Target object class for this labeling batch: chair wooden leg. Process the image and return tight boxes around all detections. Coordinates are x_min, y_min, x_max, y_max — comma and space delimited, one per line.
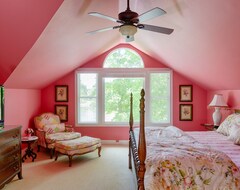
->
98, 146, 101, 157
50, 148, 54, 159
55, 151, 59, 161
37, 145, 40, 152
68, 155, 72, 167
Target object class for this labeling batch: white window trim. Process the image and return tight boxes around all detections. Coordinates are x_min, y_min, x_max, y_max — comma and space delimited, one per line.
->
75, 68, 173, 127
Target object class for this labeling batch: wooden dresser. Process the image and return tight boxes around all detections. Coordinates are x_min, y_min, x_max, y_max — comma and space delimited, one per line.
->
0, 126, 22, 189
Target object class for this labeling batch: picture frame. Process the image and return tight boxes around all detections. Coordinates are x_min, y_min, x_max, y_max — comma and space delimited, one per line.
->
55, 85, 68, 102
55, 105, 68, 122
180, 104, 193, 121
179, 85, 192, 102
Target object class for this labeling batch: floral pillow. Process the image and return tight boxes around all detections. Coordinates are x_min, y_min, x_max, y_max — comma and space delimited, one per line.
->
228, 124, 240, 145
43, 123, 65, 134
216, 113, 240, 136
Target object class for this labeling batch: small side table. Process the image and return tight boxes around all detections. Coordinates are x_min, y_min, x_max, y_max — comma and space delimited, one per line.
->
201, 124, 219, 131
22, 136, 38, 162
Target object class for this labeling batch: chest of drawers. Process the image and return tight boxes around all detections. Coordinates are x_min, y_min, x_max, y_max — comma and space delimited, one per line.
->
0, 126, 22, 189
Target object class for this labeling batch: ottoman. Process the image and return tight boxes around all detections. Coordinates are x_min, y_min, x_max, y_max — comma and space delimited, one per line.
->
55, 136, 101, 167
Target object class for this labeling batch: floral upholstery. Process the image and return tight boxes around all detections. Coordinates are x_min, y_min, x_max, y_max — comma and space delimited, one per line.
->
55, 136, 101, 151
43, 123, 65, 134
45, 132, 81, 144
217, 113, 240, 136
35, 113, 60, 130
55, 136, 101, 166
34, 113, 81, 158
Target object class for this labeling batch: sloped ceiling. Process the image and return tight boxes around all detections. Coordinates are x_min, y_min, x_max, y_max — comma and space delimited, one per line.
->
1, 0, 240, 90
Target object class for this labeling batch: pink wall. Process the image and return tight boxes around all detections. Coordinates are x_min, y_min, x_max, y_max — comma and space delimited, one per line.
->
41, 44, 208, 140
207, 90, 240, 124
4, 89, 41, 136
173, 72, 207, 131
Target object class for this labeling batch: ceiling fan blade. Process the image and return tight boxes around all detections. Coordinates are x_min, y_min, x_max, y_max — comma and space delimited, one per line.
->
88, 12, 120, 23
87, 26, 120, 35
138, 7, 166, 22
140, 24, 174, 34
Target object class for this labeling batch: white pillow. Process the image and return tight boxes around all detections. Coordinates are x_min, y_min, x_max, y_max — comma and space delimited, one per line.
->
216, 114, 240, 136
158, 126, 183, 138
228, 124, 240, 144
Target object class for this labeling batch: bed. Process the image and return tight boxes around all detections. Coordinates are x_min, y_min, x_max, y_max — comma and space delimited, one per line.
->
129, 89, 240, 190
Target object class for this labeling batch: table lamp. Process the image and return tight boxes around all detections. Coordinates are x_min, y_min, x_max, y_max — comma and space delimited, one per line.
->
208, 94, 228, 126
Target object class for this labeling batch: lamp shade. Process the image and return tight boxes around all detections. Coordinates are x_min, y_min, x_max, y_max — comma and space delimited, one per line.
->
119, 25, 137, 37
208, 94, 228, 107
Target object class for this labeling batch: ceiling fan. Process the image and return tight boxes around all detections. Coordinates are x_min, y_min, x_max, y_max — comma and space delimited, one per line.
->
87, 0, 174, 42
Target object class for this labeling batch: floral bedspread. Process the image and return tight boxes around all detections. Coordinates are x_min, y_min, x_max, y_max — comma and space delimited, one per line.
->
134, 126, 240, 190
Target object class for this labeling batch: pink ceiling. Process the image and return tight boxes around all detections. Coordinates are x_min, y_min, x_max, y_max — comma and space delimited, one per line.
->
0, 0, 64, 85
1, 0, 240, 90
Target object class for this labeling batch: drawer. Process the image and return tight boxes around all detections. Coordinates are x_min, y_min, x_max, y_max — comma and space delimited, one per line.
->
0, 139, 20, 155
0, 161, 20, 186
0, 129, 20, 145
0, 150, 20, 169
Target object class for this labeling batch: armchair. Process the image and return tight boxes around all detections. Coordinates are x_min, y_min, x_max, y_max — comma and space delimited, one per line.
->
34, 113, 81, 158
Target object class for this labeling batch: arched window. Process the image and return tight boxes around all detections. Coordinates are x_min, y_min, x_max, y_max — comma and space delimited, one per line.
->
76, 48, 172, 127
103, 48, 144, 68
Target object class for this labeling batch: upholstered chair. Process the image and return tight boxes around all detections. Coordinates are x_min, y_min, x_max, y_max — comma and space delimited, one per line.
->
34, 113, 81, 158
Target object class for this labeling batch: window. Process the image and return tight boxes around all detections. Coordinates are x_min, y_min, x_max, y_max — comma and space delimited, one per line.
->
150, 73, 171, 123
76, 48, 172, 127
77, 73, 97, 123
103, 48, 144, 68
104, 77, 144, 123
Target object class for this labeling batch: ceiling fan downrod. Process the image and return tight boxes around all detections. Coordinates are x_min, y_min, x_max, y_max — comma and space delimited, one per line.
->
127, 0, 130, 11
118, 0, 138, 23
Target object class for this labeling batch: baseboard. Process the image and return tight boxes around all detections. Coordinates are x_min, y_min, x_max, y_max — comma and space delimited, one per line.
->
101, 140, 128, 145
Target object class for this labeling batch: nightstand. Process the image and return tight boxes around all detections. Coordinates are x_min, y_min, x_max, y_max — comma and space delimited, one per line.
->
201, 124, 219, 131
22, 136, 38, 162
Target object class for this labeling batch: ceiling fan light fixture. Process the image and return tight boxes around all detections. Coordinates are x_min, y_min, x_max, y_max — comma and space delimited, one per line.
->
119, 25, 137, 37
125, 35, 134, 42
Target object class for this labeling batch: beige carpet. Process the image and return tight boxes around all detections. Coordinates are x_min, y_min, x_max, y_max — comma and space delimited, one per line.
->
4, 144, 136, 190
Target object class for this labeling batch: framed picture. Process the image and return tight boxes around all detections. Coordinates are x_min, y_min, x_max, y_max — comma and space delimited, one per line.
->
55, 105, 68, 122
55, 85, 68, 102
180, 104, 193, 121
179, 85, 192, 102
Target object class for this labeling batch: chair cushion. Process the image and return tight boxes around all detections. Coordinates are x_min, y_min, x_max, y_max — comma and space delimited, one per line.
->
55, 136, 101, 151
45, 132, 81, 144
56, 144, 101, 156
43, 123, 65, 134
35, 113, 60, 130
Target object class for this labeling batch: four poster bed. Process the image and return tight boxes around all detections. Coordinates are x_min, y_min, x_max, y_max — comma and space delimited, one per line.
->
129, 89, 240, 190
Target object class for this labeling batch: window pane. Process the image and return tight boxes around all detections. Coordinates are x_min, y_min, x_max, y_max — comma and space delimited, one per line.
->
79, 98, 97, 123
104, 77, 144, 122
151, 98, 169, 122
150, 73, 170, 123
79, 74, 97, 97
150, 73, 170, 96
104, 48, 144, 68
78, 73, 97, 123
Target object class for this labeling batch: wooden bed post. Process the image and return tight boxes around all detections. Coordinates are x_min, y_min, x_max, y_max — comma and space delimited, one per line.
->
129, 93, 133, 169
138, 89, 146, 190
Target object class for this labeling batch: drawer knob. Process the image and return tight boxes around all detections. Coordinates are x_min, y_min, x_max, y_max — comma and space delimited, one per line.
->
12, 134, 18, 138
13, 165, 19, 171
